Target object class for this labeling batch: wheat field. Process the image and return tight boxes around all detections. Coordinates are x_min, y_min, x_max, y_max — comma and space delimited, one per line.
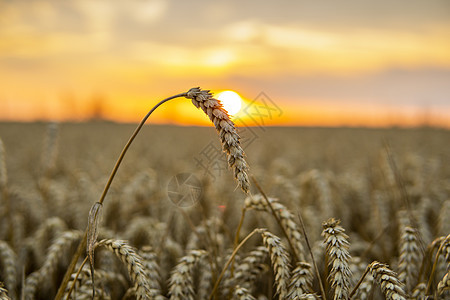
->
0, 121, 449, 299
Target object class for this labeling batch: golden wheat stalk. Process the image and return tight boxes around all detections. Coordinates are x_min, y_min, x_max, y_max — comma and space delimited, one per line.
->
198, 256, 215, 300
398, 226, 420, 293
96, 239, 152, 300
228, 246, 268, 292
63, 267, 115, 299
139, 246, 163, 297
261, 230, 291, 299
437, 271, 450, 296
288, 262, 315, 298
245, 194, 305, 261
168, 249, 207, 300
186, 87, 250, 193
0, 241, 17, 299
0, 282, 11, 300
368, 261, 407, 300
411, 282, 426, 299
322, 218, 352, 300
24, 230, 83, 300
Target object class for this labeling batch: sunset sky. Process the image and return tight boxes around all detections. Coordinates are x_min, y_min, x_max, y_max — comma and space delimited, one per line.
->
0, 0, 449, 127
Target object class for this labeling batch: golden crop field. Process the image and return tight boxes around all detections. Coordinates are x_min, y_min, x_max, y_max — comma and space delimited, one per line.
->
0, 118, 449, 299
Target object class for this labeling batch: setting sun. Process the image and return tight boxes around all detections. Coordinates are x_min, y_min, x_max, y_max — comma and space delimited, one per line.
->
216, 90, 243, 115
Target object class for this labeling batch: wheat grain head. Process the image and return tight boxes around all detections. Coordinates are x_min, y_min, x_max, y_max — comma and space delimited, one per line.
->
186, 87, 250, 193
322, 218, 352, 300
368, 261, 407, 300
96, 239, 152, 300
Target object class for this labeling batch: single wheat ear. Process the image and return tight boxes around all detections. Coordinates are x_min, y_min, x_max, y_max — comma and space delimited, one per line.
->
0, 241, 17, 299
96, 239, 152, 300
322, 218, 352, 300
261, 230, 291, 299
168, 249, 207, 300
0, 282, 11, 300
438, 272, 449, 296
186, 87, 250, 193
368, 261, 407, 300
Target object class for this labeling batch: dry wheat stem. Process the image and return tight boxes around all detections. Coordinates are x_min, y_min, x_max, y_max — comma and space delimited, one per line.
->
418, 235, 445, 284
209, 228, 264, 300
65, 255, 89, 300
55, 92, 185, 300
349, 265, 370, 298
87, 201, 102, 297
231, 208, 246, 276
297, 211, 327, 300
97, 92, 187, 206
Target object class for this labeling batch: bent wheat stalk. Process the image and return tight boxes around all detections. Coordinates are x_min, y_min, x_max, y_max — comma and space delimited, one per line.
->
55, 88, 250, 300
186, 87, 249, 193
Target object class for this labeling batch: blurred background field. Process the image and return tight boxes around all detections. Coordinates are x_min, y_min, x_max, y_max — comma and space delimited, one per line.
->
0, 121, 449, 298
1, 122, 449, 201
0, 121, 450, 299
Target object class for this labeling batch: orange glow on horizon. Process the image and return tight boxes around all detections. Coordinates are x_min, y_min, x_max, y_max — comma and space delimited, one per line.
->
0, 2, 449, 128
1, 92, 449, 129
